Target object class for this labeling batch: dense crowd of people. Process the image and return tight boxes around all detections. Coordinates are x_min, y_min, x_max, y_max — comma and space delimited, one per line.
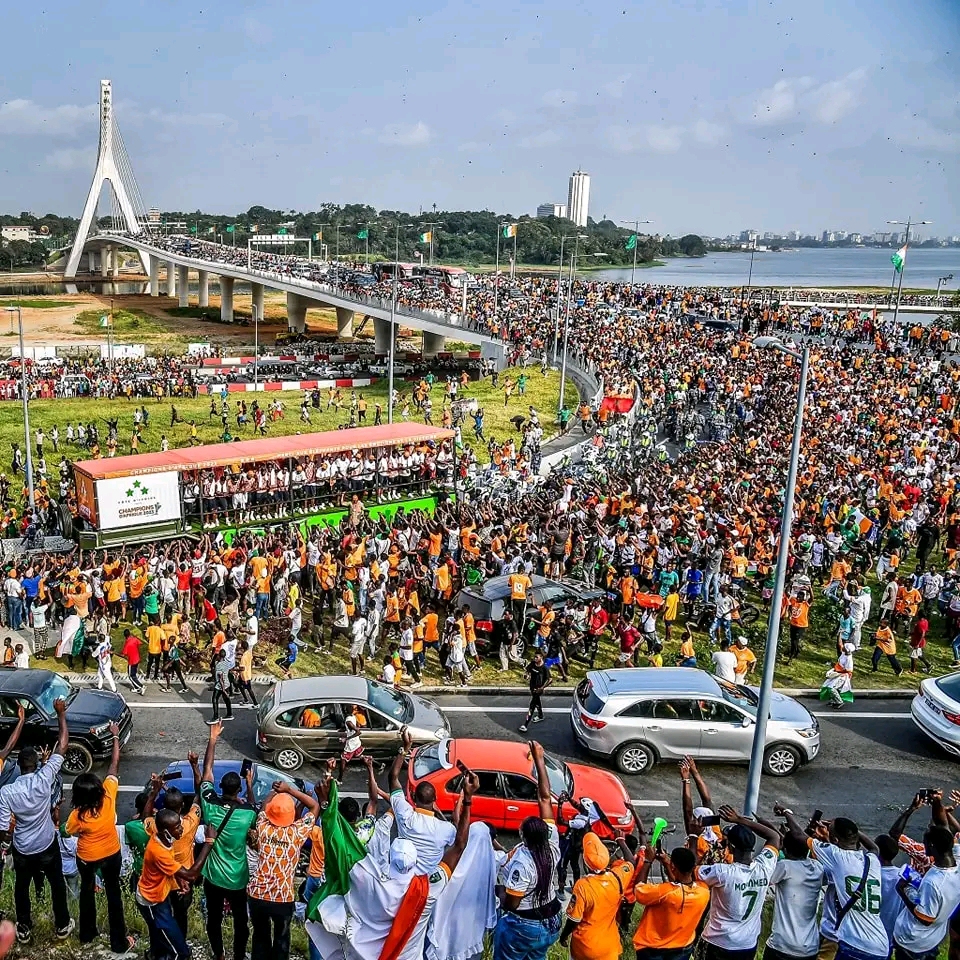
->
2, 243, 960, 956
0, 706, 959, 960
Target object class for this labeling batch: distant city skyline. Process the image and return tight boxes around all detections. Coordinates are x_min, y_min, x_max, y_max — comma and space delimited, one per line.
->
0, 0, 956, 235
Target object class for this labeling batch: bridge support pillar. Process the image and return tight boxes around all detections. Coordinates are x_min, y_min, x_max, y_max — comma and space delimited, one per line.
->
220, 276, 234, 323
481, 340, 507, 371
100, 249, 108, 278
374, 317, 395, 355
251, 283, 265, 324
109, 246, 119, 278
197, 270, 209, 307
148, 255, 160, 297
177, 266, 190, 308
165, 260, 176, 297
336, 307, 354, 339
286, 292, 308, 334
423, 332, 445, 356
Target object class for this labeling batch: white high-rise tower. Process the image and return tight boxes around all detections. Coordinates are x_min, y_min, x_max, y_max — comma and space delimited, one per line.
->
567, 170, 590, 227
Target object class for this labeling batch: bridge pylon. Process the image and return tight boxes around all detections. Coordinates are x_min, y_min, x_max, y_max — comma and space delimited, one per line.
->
65, 80, 148, 278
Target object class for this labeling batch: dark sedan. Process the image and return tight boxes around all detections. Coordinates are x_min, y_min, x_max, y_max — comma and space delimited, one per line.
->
457, 575, 604, 656
0, 669, 132, 774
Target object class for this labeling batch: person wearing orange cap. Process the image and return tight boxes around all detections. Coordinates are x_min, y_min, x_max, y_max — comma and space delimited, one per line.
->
247, 779, 320, 960
560, 832, 634, 960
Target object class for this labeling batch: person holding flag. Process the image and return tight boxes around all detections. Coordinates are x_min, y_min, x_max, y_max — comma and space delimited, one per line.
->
306, 729, 477, 960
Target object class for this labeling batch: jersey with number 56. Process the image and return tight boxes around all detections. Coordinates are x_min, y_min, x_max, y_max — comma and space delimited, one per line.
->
696, 845, 779, 951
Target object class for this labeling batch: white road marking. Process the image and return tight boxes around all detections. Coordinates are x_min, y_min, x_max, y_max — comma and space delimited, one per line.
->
811, 712, 911, 719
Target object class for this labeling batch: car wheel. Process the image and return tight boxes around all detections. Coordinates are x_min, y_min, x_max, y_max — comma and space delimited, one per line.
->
614, 742, 656, 775
763, 744, 800, 777
515, 637, 526, 660
740, 605, 760, 627
274, 747, 305, 772
63, 743, 93, 775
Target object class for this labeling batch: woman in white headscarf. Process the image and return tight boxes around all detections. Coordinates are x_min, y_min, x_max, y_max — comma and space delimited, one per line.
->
427, 822, 498, 960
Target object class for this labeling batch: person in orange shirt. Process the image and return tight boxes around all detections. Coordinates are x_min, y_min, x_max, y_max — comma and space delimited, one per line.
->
560, 832, 635, 960
137, 809, 216, 960
631, 845, 710, 960
420, 607, 440, 649
65, 723, 132, 953
620, 573, 638, 621
434, 560, 453, 602
785, 590, 810, 660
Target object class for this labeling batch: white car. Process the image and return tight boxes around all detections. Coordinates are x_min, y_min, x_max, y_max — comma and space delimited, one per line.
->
911, 674, 960, 757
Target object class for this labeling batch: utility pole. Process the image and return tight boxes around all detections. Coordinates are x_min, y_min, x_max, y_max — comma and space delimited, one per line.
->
620, 218, 652, 285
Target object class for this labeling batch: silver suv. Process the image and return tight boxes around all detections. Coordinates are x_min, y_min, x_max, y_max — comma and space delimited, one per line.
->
571, 668, 819, 777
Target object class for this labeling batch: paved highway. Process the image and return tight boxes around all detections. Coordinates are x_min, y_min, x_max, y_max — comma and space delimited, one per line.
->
83, 684, 954, 836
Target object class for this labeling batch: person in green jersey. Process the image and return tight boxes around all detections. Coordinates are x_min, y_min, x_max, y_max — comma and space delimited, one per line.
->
199, 721, 257, 960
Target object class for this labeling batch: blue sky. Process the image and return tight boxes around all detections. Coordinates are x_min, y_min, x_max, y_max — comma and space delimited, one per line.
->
1, 0, 957, 236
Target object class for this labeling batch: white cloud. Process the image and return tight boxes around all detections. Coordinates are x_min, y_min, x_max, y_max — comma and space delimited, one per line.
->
378, 121, 431, 147
744, 69, 867, 126
44, 147, 96, 170
137, 107, 236, 131
692, 119, 725, 145
608, 124, 684, 153
0, 98, 94, 137
519, 129, 563, 149
747, 78, 814, 125
602, 75, 632, 99
807, 69, 866, 124
242, 14, 272, 44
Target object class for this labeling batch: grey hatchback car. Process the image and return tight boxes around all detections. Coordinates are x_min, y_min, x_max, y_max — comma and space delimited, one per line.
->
571, 668, 819, 777
256, 676, 450, 772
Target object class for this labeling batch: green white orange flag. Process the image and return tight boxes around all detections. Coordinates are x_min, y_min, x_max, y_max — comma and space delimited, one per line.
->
891, 245, 907, 273
419, 231, 432, 244
502, 224, 517, 239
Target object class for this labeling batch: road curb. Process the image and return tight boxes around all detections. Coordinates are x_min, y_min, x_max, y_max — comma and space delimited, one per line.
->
57, 674, 920, 698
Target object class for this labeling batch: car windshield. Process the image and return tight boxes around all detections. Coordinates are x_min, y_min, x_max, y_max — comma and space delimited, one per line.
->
36, 675, 76, 716
936, 675, 960, 703
366, 680, 413, 723
538, 752, 574, 797
717, 679, 759, 715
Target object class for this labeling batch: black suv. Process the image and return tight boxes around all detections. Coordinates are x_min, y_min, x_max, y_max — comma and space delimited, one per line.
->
0, 669, 132, 774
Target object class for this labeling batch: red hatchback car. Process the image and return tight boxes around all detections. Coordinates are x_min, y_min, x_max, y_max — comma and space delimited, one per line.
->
407, 738, 636, 836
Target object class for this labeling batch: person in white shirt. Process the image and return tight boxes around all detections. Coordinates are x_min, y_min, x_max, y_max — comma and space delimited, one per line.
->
0, 699, 74, 942
782, 811, 890, 960
711, 637, 738, 683
893, 825, 960, 960
766, 830, 825, 960
388, 729, 456, 873
696, 805, 781, 960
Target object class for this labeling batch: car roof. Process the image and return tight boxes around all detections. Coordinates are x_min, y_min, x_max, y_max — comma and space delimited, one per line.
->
275, 675, 368, 704
0, 668, 58, 698
447, 739, 533, 774
589, 667, 723, 699
470, 574, 591, 601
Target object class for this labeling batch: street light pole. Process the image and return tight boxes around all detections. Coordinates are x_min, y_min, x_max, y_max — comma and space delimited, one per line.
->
937, 274, 954, 304
744, 337, 810, 817
252, 304, 259, 390
558, 234, 585, 416
553, 234, 569, 365
7, 306, 34, 509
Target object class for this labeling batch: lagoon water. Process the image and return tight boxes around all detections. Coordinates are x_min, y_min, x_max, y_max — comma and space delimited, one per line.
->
596, 247, 960, 291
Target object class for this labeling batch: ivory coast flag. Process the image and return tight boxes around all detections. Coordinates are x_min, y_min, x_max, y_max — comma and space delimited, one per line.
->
502, 223, 517, 238
891, 244, 907, 273
312, 231, 322, 241
307, 780, 431, 960
419, 231, 432, 243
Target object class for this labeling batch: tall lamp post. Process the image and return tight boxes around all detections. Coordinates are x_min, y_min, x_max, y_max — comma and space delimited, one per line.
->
384, 220, 414, 423
5, 305, 34, 509
887, 219, 931, 328
936, 274, 954, 304
620, 218, 652, 285
252, 303, 260, 390
553, 234, 584, 365
743, 335, 810, 817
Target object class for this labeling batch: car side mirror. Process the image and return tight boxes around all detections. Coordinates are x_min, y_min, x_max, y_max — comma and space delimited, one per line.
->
741, 716, 754, 727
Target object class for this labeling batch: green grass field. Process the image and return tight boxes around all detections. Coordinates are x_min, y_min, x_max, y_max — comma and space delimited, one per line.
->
0, 366, 562, 472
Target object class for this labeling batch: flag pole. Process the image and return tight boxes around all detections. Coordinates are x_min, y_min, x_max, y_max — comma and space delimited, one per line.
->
632, 219, 638, 285
892, 219, 910, 329
512, 227, 517, 280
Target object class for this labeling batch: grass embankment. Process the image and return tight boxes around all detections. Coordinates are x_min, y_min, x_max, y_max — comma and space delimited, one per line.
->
73, 308, 190, 347
0, 299, 76, 309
